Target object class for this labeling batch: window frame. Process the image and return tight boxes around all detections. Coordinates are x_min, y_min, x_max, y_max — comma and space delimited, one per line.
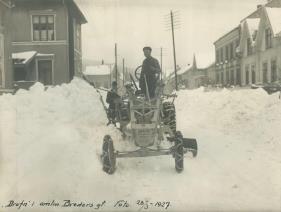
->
247, 38, 253, 56
251, 64, 256, 84
245, 65, 250, 85
271, 59, 277, 82
262, 62, 268, 83
265, 28, 272, 49
31, 13, 56, 42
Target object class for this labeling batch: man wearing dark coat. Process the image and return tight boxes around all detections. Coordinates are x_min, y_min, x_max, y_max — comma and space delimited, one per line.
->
140, 47, 161, 98
106, 81, 120, 123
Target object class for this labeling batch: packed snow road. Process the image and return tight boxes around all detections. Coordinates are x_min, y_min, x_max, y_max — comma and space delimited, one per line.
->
0, 78, 280, 211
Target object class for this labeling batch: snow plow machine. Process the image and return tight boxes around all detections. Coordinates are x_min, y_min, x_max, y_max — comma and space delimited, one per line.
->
101, 66, 198, 174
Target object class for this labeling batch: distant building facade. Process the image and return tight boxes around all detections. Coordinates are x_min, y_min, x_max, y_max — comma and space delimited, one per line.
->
214, 27, 241, 86
179, 56, 207, 89
214, 0, 281, 87
0, 0, 13, 91
83, 65, 112, 89
239, 5, 281, 86
11, 0, 87, 88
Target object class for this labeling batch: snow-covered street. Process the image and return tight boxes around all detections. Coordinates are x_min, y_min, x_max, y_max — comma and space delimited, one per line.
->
0, 78, 280, 211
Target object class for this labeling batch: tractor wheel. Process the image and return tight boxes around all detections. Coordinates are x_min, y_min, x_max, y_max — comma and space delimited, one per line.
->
162, 102, 176, 133
102, 135, 116, 174
174, 131, 184, 173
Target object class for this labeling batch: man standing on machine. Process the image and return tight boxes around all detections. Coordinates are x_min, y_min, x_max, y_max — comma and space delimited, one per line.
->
140, 46, 161, 98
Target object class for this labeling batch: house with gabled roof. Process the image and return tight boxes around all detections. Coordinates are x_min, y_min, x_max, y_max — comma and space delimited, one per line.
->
11, 0, 87, 89
214, 0, 281, 87
239, 5, 281, 85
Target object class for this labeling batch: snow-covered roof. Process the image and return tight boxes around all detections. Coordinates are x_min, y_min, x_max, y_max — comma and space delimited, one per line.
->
37, 53, 55, 57
12, 51, 37, 65
83, 65, 111, 76
245, 18, 260, 41
266, 7, 281, 36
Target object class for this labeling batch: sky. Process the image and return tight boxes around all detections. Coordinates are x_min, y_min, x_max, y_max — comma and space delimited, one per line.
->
76, 0, 266, 73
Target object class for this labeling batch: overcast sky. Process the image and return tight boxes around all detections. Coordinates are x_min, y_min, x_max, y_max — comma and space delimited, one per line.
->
76, 0, 266, 72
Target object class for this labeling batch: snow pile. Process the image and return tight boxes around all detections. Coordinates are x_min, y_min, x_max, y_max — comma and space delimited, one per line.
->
0, 78, 120, 202
0, 81, 280, 211
176, 88, 281, 151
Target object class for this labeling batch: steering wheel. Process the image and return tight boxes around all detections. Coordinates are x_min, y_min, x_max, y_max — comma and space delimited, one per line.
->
134, 65, 142, 81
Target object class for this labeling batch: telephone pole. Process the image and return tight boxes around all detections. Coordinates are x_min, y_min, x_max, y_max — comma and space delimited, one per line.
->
171, 10, 178, 91
115, 43, 118, 86
122, 58, 125, 86
164, 10, 181, 91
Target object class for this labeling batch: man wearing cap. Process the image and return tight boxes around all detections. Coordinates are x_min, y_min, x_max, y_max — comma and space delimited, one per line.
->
140, 46, 161, 98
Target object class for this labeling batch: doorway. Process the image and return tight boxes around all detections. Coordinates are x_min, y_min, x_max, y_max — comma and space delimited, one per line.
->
37, 60, 53, 85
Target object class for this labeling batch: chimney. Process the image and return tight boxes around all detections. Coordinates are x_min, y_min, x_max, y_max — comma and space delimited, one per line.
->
257, 4, 262, 9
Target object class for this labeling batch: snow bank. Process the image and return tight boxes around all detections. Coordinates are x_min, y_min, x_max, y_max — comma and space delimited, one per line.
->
0, 82, 280, 211
176, 88, 281, 152
0, 78, 120, 202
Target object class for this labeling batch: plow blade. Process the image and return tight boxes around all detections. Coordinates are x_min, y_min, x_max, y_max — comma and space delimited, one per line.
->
182, 138, 198, 157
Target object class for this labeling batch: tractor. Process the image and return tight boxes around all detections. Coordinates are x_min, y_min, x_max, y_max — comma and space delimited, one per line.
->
101, 66, 198, 174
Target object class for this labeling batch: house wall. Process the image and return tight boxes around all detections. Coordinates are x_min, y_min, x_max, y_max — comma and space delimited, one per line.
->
0, 2, 13, 89
214, 27, 241, 86
11, 0, 71, 85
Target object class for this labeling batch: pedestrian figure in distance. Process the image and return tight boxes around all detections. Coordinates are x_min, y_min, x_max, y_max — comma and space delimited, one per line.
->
140, 46, 161, 99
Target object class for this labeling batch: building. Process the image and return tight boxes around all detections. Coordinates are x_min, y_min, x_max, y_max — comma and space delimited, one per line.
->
205, 63, 216, 85
214, 0, 281, 87
214, 26, 241, 86
0, 0, 13, 92
165, 55, 208, 91
83, 65, 112, 89
11, 0, 87, 88
239, 5, 281, 85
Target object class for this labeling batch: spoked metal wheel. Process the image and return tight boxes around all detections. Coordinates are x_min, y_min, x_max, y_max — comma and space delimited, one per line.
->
102, 135, 116, 174
174, 131, 184, 173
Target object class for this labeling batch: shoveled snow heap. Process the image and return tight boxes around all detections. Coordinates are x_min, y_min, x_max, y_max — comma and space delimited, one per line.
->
0, 79, 280, 211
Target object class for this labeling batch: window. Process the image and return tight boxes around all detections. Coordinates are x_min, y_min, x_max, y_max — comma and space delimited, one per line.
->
265, 28, 272, 49
216, 50, 219, 63
271, 60, 277, 82
236, 67, 241, 85
230, 69, 234, 85
230, 43, 234, 59
263, 62, 268, 83
32, 15, 55, 41
75, 23, 81, 51
251, 64, 256, 84
220, 48, 224, 62
221, 71, 224, 84
216, 73, 220, 83
226, 70, 229, 84
225, 46, 229, 60
245, 65, 250, 85
247, 38, 253, 56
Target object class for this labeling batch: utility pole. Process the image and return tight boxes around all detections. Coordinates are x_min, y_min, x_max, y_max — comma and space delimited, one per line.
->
122, 58, 125, 86
170, 10, 178, 91
115, 43, 118, 87
109, 64, 112, 85
160, 47, 163, 81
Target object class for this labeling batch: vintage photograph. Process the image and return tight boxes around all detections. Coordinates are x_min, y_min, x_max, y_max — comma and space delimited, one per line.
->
0, 0, 281, 211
